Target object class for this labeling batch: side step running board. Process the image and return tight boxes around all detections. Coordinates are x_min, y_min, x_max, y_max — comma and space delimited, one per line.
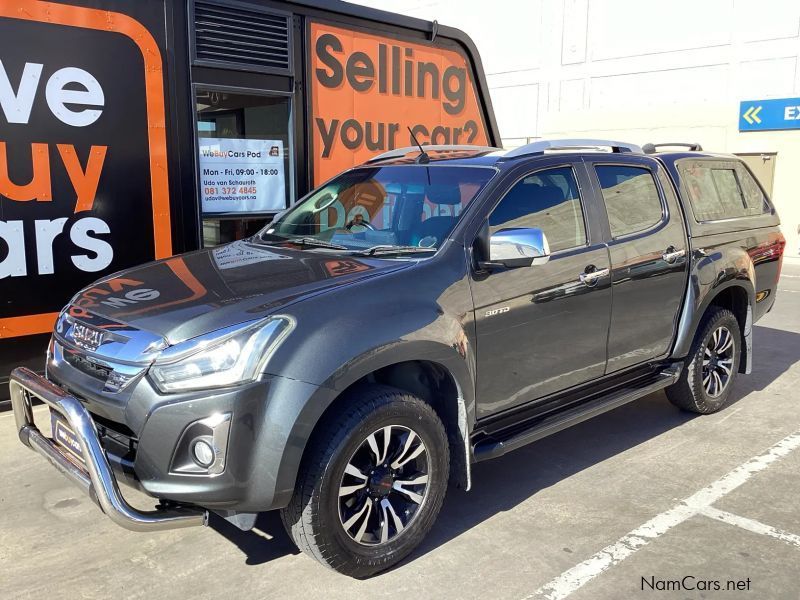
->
472, 366, 681, 462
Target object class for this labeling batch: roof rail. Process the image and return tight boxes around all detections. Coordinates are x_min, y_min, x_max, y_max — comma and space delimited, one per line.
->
642, 142, 703, 154
503, 138, 643, 159
366, 144, 499, 163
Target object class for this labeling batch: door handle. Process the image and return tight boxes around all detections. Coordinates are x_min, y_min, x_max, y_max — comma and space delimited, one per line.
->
662, 247, 686, 263
579, 267, 610, 287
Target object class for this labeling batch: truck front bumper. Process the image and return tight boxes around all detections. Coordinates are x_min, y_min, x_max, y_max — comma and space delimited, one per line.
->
9, 367, 207, 532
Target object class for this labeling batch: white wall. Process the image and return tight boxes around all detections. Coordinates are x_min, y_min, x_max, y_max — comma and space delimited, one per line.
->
351, 0, 800, 256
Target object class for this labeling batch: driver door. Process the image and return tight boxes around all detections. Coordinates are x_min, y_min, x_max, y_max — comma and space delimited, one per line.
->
470, 161, 612, 418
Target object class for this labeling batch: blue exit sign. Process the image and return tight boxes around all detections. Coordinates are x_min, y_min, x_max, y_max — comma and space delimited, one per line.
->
739, 97, 800, 131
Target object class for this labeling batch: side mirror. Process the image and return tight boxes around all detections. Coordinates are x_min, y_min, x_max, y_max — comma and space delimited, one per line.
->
481, 227, 550, 270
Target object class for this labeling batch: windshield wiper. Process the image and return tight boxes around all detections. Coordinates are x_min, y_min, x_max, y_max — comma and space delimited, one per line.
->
291, 237, 350, 250
251, 236, 285, 247
354, 245, 437, 256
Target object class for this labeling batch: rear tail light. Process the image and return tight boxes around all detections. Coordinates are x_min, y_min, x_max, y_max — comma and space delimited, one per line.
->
776, 233, 786, 282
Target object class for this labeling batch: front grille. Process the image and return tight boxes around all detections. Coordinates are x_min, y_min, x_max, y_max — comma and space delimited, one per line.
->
62, 349, 111, 381
193, 0, 292, 73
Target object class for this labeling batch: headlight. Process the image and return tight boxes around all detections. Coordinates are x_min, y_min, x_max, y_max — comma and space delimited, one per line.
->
149, 316, 293, 393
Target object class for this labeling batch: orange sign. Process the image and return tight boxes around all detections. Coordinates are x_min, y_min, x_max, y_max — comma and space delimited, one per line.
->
310, 22, 489, 184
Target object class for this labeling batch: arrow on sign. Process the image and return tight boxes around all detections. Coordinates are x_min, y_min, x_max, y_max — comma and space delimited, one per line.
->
743, 105, 763, 124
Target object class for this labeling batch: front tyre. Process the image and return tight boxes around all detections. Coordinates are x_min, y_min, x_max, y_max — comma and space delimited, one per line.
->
280, 385, 449, 577
666, 306, 741, 414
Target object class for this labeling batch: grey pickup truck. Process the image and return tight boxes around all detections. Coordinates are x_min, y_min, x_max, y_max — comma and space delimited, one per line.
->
10, 140, 785, 577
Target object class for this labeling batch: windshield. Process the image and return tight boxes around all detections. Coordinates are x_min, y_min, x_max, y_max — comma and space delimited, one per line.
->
259, 165, 495, 253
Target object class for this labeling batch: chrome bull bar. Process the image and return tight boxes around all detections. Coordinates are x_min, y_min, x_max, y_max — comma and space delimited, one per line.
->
9, 367, 207, 532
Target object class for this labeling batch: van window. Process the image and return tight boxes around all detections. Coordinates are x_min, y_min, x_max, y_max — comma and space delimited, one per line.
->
679, 160, 768, 222
489, 167, 586, 253
595, 165, 663, 238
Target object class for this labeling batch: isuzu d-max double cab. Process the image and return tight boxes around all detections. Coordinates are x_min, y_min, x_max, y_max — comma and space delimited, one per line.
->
10, 140, 785, 577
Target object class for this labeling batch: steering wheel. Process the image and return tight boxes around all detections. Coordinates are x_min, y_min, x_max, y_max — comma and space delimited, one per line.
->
346, 220, 375, 231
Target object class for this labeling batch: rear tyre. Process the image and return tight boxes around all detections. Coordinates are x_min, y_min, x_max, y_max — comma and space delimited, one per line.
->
666, 306, 741, 414
280, 384, 449, 578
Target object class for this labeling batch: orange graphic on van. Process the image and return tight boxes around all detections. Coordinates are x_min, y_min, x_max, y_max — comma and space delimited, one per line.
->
0, 1, 171, 339
309, 22, 489, 185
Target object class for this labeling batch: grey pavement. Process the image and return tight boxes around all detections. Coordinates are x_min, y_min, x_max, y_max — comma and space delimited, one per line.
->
1, 263, 799, 600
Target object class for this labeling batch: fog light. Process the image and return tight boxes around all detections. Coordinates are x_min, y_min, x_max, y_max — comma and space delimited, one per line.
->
170, 412, 231, 476
192, 439, 215, 467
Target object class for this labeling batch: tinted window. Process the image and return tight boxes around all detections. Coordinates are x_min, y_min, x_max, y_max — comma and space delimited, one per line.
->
711, 169, 745, 214
489, 167, 586, 253
681, 165, 721, 220
680, 160, 768, 221
595, 165, 663, 238
736, 164, 770, 215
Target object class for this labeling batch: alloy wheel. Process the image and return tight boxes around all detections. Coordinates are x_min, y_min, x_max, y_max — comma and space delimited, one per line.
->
702, 325, 735, 398
338, 425, 430, 546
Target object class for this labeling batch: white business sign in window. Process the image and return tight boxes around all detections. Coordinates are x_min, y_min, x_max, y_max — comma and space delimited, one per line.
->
212, 241, 291, 270
199, 138, 286, 213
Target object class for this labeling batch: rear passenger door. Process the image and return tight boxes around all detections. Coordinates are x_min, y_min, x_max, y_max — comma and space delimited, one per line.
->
587, 157, 689, 373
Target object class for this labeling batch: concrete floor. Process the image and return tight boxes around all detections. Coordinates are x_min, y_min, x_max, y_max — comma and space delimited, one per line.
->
1, 263, 799, 600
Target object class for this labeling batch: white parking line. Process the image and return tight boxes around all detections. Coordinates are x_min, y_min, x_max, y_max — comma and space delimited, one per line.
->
528, 430, 800, 600
699, 506, 800, 549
